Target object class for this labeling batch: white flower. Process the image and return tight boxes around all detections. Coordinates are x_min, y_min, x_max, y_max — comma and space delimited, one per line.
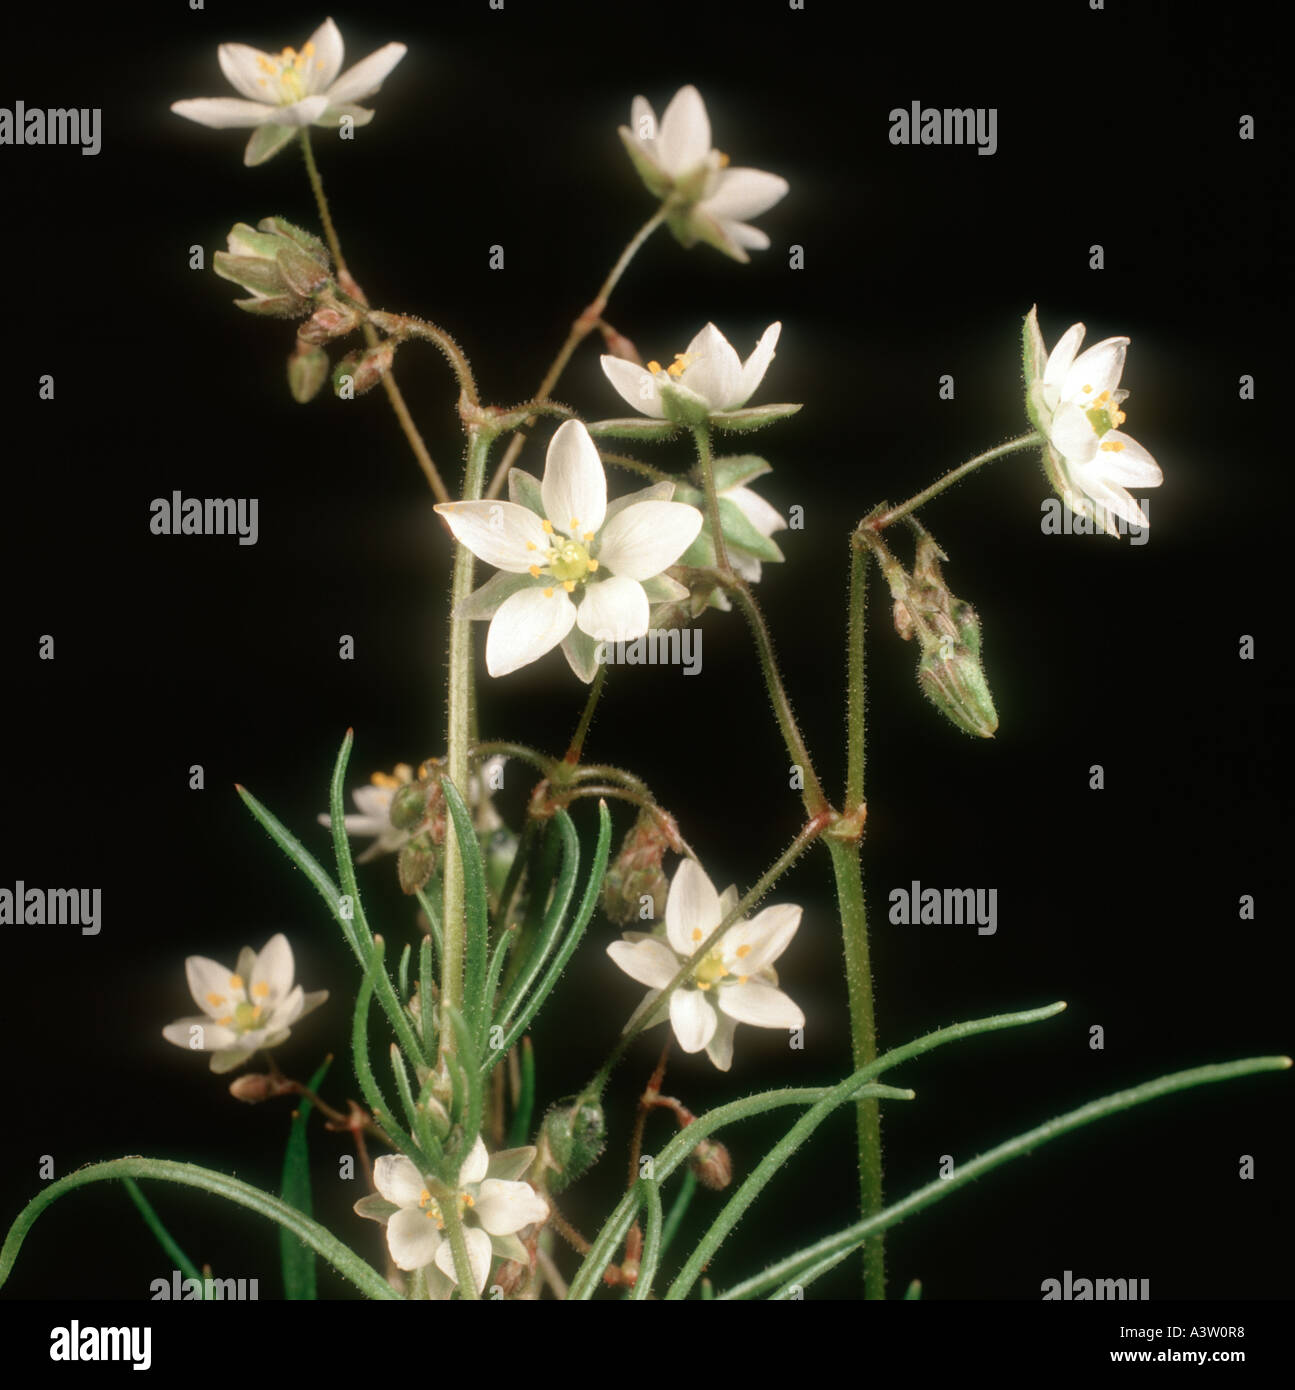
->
434, 420, 703, 681
171, 17, 407, 166
162, 934, 327, 1073
601, 322, 781, 423
355, 1139, 547, 1296
620, 85, 788, 262
1028, 313, 1163, 534
317, 763, 416, 862
607, 860, 804, 1071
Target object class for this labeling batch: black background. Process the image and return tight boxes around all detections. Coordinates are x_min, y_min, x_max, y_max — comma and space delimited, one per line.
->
0, 0, 1289, 1309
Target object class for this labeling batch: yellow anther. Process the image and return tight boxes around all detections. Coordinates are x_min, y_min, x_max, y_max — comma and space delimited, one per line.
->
257, 55, 276, 74
718, 152, 730, 167
697, 981, 712, 991
1113, 410, 1127, 424
1096, 390, 1110, 405
464, 1193, 475, 1208
371, 770, 401, 789
253, 981, 270, 998
1082, 384, 1092, 393
303, 41, 315, 57
737, 975, 748, 985
570, 517, 580, 529
562, 580, 575, 592
587, 558, 599, 572
229, 974, 244, 991
529, 565, 541, 578
692, 928, 703, 942
218, 1015, 233, 1027
251, 1004, 263, 1020
419, 1189, 430, 1205
393, 763, 414, 781
542, 519, 554, 534
666, 352, 696, 378
735, 944, 751, 959
1100, 441, 1126, 452
584, 531, 595, 541
205, 992, 225, 1007
543, 587, 554, 598
647, 360, 662, 374
525, 541, 537, 551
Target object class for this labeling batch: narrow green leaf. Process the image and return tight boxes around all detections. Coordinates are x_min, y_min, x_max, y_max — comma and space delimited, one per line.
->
631, 1179, 663, 1300
351, 956, 426, 1172
280, 1054, 331, 1300
659, 1169, 697, 1261
719, 1055, 1292, 1300
506, 1036, 537, 1148
122, 1178, 205, 1291
2, 1159, 399, 1299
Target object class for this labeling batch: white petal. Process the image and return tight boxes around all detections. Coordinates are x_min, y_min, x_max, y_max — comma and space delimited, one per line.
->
722, 903, 802, 976
597, 501, 703, 580
162, 1017, 238, 1051
265, 983, 304, 1030
304, 18, 345, 91
435, 500, 550, 572
243, 124, 297, 166
325, 43, 408, 105
1042, 323, 1086, 391
716, 980, 804, 1029
459, 1136, 490, 1187
541, 420, 607, 536
373, 1154, 427, 1208
1048, 401, 1099, 467
1085, 431, 1162, 487
727, 221, 772, 252
218, 44, 278, 102
1060, 336, 1128, 404
576, 576, 649, 642
170, 97, 280, 129
665, 860, 723, 957
275, 96, 331, 128
1075, 476, 1150, 533
601, 356, 666, 418
705, 1013, 737, 1071
185, 955, 238, 1016
486, 586, 576, 676
680, 323, 742, 408
607, 937, 680, 989
657, 84, 712, 175
251, 933, 294, 1002
735, 323, 782, 408
474, 1179, 548, 1236
434, 1224, 493, 1292
670, 988, 718, 1053
701, 168, 789, 223
629, 95, 657, 146
724, 484, 784, 537
387, 1208, 442, 1271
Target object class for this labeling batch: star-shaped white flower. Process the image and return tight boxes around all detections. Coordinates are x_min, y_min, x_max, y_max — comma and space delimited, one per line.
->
162, 934, 327, 1073
435, 420, 703, 680
601, 322, 781, 424
171, 17, 407, 166
620, 85, 788, 262
1026, 310, 1163, 534
355, 1139, 547, 1296
607, 860, 804, 1071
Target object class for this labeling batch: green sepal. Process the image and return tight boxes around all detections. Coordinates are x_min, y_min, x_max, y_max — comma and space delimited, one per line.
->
709, 403, 802, 432
456, 570, 533, 621
507, 468, 545, 516
585, 417, 682, 442
711, 454, 773, 492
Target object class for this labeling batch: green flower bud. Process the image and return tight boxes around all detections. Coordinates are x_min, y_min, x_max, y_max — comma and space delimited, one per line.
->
688, 1137, 732, 1190
214, 218, 332, 317
398, 834, 438, 896
287, 341, 329, 403
602, 808, 681, 926
334, 342, 395, 396
390, 783, 430, 832
539, 1095, 606, 1192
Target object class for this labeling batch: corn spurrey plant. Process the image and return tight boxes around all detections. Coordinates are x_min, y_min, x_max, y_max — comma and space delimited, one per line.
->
1, 19, 1286, 1302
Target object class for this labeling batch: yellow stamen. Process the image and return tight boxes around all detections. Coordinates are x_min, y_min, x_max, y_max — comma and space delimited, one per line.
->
570, 517, 580, 529
253, 981, 270, 998
647, 360, 662, 374
529, 565, 541, 578
303, 41, 315, 57
1113, 410, 1127, 424
562, 580, 575, 592
542, 519, 554, 534
206, 992, 225, 1007
229, 974, 244, 991
1082, 384, 1092, 393
1096, 390, 1111, 405
735, 944, 751, 959
584, 531, 595, 541
526, 541, 537, 551
666, 352, 697, 378
717, 151, 730, 167
691, 928, 703, 942
543, 587, 554, 597
737, 975, 748, 985
1100, 441, 1126, 452
587, 558, 599, 572
464, 1193, 475, 1208
371, 771, 401, 789
697, 981, 712, 991
217, 1015, 233, 1026
256, 56, 276, 74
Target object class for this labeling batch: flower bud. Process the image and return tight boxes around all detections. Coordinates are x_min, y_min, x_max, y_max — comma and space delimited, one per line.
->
602, 808, 683, 926
288, 341, 329, 403
398, 833, 438, 895
688, 1137, 732, 1190
539, 1095, 606, 1192
334, 341, 395, 396
598, 322, 642, 365
214, 218, 332, 317
228, 1072, 276, 1103
297, 293, 367, 346
390, 783, 430, 832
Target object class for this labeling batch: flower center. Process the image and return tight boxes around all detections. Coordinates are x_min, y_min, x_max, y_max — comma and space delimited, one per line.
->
208, 972, 272, 1033
1079, 386, 1127, 437
256, 42, 316, 103
418, 1187, 474, 1228
526, 520, 600, 594
693, 949, 729, 989
646, 352, 698, 379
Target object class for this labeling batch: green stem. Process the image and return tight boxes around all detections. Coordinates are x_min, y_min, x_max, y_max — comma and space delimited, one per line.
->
870, 431, 1042, 530
298, 130, 451, 504
691, 424, 731, 573
442, 428, 493, 1041
825, 836, 884, 1299
439, 1202, 480, 1301
484, 208, 668, 499
564, 664, 607, 765
845, 536, 868, 814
